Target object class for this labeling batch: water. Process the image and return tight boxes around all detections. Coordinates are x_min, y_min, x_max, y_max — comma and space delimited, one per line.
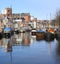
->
0, 32, 60, 64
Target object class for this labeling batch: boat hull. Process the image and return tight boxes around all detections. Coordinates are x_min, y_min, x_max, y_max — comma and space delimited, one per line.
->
36, 32, 45, 40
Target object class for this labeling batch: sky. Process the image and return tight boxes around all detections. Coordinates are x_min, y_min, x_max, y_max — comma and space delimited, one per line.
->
0, 0, 60, 20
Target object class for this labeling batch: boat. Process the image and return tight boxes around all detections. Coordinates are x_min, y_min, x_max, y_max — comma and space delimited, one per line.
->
55, 28, 60, 40
4, 27, 12, 38
0, 23, 3, 39
0, 32, 3, 39
36, 29, 45, 40
44, 28, 55, 41
31, 29, 36, 35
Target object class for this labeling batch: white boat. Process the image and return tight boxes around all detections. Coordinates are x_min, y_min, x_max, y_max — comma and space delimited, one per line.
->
31, 29, 36, 35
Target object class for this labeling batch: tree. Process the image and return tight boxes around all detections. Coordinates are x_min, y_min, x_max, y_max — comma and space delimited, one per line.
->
55, 9, 60, 27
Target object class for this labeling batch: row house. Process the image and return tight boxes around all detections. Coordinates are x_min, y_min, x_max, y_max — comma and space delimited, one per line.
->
12, 13, 31, 22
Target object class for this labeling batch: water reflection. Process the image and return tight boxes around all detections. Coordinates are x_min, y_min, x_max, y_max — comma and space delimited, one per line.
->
0, 38, 12, 52
0, 32, 58, 53
0, 32, 31, 52
12, 32, 31, 46
48, 43, 51, 55
53, 40, 60, 64
0, 39, 3, 46
0, 32, 60, 64
56, 40, 60, 56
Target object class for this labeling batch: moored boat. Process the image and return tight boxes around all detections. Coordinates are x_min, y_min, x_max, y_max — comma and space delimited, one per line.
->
0, 28, 3, 39
36, 30, 45, 40
4, 27, 12, 38
31, 29, 36, 35
44, 28, 55, 41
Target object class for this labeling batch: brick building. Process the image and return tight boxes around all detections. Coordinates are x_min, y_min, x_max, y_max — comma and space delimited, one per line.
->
2, 8, 12, 18
12, 13, 30, 22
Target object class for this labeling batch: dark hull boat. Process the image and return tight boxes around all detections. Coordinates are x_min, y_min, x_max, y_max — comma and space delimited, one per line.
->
14, 30, 20, 34
4, 27, 12, 38
44, 32, 55, 41
36, 30, 45, 40
0, 32, 3, 39
44, 28, 55, 41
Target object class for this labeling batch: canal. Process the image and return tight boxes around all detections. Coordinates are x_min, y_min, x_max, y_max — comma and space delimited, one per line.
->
0, 32, 60, 64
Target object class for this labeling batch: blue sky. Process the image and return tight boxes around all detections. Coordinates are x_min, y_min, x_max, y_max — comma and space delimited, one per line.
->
0, 0, 60, 20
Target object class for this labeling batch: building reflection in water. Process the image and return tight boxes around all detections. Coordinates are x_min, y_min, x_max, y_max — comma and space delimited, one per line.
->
0, 32, 55, 54
0, 32, 60, 64
0, 32, 32, 52
0, 38, 12, 53
31, 35, 36, 44
12, 32, 31, 46
0, 32, 54, 53
0, 38, 12, 64
0, 39, 4, 47
2, 38, 12, 52
21, 32, 30, 46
